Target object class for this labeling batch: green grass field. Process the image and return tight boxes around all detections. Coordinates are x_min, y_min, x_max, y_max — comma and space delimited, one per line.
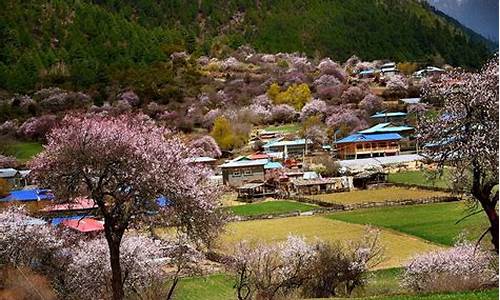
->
306, 187, 448, 205
327, 202, 490, 246
263, 123, 300, 133
171, 272, 498, 300
388, 170, 452, 189
217, 216, 442, 269
1, 140, 43, 162
173, 274, 235, 300
373, 289, 498, 300
227, 200, 317, 217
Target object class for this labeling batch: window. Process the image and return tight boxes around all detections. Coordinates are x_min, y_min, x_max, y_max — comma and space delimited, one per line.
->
244, 169, 252, 176
233, 171, 241, 177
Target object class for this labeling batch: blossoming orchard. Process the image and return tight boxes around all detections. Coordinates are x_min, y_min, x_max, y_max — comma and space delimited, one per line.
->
0, 37, 498, 299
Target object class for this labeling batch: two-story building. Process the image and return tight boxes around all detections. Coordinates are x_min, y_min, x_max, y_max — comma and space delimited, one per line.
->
334, 133, 402, 160
220, 159, 268, 187
263, 139, 313, 158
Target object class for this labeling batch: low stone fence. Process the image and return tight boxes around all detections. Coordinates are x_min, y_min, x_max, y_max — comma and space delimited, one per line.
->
388, 182, 453, 192
340, 196, 458, 210
229, 196, 459, 222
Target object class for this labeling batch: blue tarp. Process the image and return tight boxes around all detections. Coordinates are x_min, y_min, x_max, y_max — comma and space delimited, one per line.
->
0, 189, 54, 202
50, 215, 89, 226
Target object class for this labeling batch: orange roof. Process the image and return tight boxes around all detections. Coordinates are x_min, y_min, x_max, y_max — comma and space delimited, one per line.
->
62, 218, 104, 233
248, 153, 270, 160
42, 197, 97, 212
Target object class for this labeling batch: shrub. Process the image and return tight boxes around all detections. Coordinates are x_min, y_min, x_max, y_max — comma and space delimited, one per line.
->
302, 227, 383, 298
401, 240, 498, 293
231, 236, 316, 300
230, 228, 383, 300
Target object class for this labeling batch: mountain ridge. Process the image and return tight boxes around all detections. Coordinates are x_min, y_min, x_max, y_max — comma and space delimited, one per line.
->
0, 0, 493, 93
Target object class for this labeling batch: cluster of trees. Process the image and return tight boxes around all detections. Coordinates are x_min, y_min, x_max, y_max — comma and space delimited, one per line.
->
0, 0, 491, 95
228, 231, 383, 299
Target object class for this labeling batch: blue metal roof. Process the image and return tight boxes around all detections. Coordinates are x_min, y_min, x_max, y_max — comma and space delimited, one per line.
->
358, 123, 414, 134
263, 139, 312, 148
0, 189, 54, 202
264, 161, 283, 170
335, 133, 402, 144
359, 69, 375, 75
371, 112, 407, 118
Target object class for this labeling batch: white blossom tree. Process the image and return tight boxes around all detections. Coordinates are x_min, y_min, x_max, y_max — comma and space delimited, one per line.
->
419, 57, 499, 252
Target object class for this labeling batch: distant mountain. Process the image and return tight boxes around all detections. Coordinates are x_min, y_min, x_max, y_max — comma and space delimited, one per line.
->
427, 0, 499, 42
0, 0, 493, 93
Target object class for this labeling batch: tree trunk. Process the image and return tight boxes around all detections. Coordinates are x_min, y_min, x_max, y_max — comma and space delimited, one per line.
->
108, 238, 124, 300
484, 205, 499, 253
105, 225, 125, 300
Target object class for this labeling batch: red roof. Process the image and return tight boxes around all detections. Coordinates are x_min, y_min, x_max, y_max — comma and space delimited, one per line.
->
42, 197, 97, 212
62, 218, 104, 233
248, 153, 270, 160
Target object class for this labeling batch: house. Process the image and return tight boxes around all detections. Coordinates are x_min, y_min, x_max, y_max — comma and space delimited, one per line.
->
339, 154, 424, 174
370, 111, 407, 123
334, 133, 402, 160
358, 69, 376, 79
237, 181, 277, 200
0, 168, 31, 188
0, 188, 55, 211
263, 139, 313, 158
380, 62, 398, 77
248, 153, 271, 160
413, 66, 445, 78
187, 156, 217, 168
220, 159, 268, 187
358, 122, 414, 138
291, 177, 353, 195
399, 97, 421, 105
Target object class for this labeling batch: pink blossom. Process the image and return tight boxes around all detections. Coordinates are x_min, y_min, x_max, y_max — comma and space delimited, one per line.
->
402, 240, 498, 292
190, 135, 222, 158
300, 99, 329, 121
29, 113, 225, 298
18, 114, 58, 140
358, 94, 384, 114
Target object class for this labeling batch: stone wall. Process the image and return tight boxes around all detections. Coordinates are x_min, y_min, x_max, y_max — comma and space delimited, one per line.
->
231, 196, 459, 222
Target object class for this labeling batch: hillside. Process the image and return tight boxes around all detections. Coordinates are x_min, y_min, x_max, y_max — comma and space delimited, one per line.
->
0, 0, 492, 94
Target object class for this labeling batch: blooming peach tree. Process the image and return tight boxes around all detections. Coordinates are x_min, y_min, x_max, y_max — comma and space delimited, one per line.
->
401, 240, 498, 293
29, 113, 224, 300
419, 57, 499, 252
